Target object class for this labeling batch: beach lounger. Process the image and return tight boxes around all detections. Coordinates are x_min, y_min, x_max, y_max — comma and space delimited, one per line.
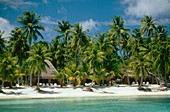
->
146, 82, 149, 85
50, 83, 53, 87
42, 83, 46, 87
46, 83, 49, 87
54, 83, 57, 87
16, 84, 19, 87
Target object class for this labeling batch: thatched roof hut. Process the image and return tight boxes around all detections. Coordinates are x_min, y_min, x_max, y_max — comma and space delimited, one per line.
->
40, 60, 58, 79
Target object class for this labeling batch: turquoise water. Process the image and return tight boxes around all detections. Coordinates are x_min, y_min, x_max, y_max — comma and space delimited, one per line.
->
0, 96, 170, 112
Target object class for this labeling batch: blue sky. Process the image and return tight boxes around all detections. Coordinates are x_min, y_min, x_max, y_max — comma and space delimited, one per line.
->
0, 0, 170, 42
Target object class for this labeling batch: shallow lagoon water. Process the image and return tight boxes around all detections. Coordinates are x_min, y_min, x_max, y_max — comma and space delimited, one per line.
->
0, 96, 170, 112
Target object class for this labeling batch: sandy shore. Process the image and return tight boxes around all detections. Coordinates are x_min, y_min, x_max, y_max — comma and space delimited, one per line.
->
0, 85, 169, 99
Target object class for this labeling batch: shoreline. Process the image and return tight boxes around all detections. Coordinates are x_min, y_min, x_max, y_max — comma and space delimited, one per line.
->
0, 85, 170, 99
0, 93, 170, 99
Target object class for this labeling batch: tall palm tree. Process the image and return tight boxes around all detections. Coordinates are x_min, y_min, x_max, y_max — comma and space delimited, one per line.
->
153, 26, 169, 86
107, 16, 131, 85
0, 31, 6, 54
52, 20, 71, 63
139, 15, 158, 37
16, 11, 45, 45
16, 11, 45, 86
26, 44, 52, 90
8, 27, 29, 67
84, 45, 105, 91
95, 33, 113, 85
70, 23, 90, 68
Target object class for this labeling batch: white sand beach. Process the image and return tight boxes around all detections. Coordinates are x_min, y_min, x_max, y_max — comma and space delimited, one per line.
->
0, 85, 169, 99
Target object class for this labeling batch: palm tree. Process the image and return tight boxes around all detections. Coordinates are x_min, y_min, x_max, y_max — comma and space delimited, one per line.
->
16, 11, 45, 86
64, 61, 80, 87
70, 23, 90, 68
153, 26, 169, 87
0, 31, 6, 54
130, 54, 152, 90
26, 44, 52, 90
107, 16, 131, 85
84, 45, 105, 91
8, 27, 29, 67
139, 15, 158, 37
16, 11, 45, 45
0, 52, 18, 92
52, 20, 71, 64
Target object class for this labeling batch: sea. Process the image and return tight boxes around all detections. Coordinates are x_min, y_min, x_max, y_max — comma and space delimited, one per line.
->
0, 96, 170, 112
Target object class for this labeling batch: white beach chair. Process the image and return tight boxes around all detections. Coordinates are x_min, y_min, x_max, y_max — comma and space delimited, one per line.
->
46, 83, 49, 87
146, 82, 149, 85
132, 82, 135, 85
16, 84, 19, 87
54, 83, 57, 87
42, 83, 46, 87
50, 83, 53, 87
143, 82, 145, 85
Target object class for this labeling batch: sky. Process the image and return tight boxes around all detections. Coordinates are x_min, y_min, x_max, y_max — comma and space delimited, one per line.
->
0, 0, 170, 42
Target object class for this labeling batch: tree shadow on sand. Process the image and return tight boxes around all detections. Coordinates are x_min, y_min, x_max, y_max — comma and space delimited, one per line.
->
3, 91, 24, 95
36, 89, 60, 94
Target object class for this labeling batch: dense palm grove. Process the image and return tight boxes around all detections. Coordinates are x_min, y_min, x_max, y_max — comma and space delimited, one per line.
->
0, 11, 169, 91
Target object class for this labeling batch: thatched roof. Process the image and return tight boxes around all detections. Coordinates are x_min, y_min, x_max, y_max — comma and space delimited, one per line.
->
40, 60, 58, 79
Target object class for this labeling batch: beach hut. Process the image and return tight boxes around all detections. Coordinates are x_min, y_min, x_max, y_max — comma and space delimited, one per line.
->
32, 60, 58, 86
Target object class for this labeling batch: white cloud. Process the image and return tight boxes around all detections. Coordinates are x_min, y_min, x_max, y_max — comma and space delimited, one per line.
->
40, 16, 58, 25
42, 0, 48, 4
156, 18, 170, 25
80, 19, 100, 31
123, 0, 170, 17
0, 0, 38, 9
124, 19, 140, 26
57, 6, 68, 14
0, 17, 15, 37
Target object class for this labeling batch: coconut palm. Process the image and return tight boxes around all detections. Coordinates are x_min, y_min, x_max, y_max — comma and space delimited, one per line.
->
139, 15, 158, 37
70, 23, 90, 68
0, 52, 18, 92
153, 26, 170, 86
107, 16, 131, 85
64, 61, 80, 87
16, 11, 45, 45
130, 53, 152, 90
16, 11, 45, 86
8, 27, 29, 67
52, 20, 71, 64
84, 45, 105, 91
0, 31, 6, 54
26, 44, 52, 90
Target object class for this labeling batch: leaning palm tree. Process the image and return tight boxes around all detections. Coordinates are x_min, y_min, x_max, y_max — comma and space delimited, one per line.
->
16, 11, 45, 86
26, 44, 52, 90
107, 16, 131, 85
84, 45, 105, 91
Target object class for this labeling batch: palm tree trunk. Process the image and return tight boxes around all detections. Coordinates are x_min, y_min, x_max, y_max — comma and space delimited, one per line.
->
119, 49, 130, 85
139, 67, 144, 90
118, 38, 130, 85
89, 67, 95, 89
30, 74, 32, 87
37, 72, 40, 89
164, 64, 167, 87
